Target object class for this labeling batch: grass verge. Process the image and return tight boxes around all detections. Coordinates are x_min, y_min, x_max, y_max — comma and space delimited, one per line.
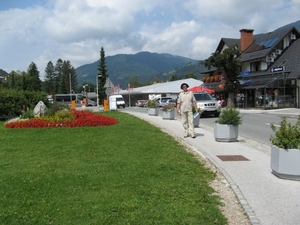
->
0, 111, 227, 224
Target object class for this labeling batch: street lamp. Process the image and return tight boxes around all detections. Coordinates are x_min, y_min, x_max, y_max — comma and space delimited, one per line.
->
128, 83, 131, 107
83, 84, 88, 97
69, 73, 72, 103
96, 75, 102, 107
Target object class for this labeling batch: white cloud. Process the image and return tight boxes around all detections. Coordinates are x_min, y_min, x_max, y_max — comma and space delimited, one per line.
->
0, 0, 299, 79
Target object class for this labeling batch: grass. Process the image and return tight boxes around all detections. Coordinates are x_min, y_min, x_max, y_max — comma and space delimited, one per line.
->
0, 111, 227, 224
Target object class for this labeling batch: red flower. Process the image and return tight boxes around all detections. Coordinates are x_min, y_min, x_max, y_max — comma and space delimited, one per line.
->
5, 110, 119, 128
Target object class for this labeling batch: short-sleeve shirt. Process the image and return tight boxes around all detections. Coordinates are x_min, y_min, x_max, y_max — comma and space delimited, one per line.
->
177, 91, 196, 112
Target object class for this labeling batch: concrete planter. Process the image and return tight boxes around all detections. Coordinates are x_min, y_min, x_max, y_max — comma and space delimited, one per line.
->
148, 108, 159, 116
214, 123, 239, 142
270, 145, 300, 180
162, 110, 175, 120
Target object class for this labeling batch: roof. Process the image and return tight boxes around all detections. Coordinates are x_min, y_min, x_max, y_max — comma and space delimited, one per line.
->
119, 78, 203, 95
216, 38, 240, 51
242, 27, 296, 62
266, 37, 300, 79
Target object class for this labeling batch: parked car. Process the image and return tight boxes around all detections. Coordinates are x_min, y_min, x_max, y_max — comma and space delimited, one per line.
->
194, 92, 221, 117
136, 100, 147, 107
160, 99, 176, 108
86, 99, 97, 107
155, 97, 173, 107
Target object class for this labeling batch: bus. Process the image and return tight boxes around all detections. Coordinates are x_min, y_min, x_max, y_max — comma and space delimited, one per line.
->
53, 94, 83, 107
53, 94, 96, 107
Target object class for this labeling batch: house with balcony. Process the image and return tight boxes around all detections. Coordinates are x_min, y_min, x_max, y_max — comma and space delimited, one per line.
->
201, 26, 300, 108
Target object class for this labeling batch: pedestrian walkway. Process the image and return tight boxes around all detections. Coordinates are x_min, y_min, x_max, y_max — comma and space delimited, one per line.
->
122, 108, 300, 225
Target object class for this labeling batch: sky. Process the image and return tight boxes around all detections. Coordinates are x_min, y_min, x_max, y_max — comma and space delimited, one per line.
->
0, 0, 299, 80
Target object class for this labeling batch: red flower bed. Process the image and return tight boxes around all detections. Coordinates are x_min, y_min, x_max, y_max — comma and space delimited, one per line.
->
4, 110, 119, 128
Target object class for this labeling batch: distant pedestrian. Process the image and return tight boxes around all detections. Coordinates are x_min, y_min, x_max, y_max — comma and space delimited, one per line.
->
176, 83, 198, 138
81, 96, 87, 109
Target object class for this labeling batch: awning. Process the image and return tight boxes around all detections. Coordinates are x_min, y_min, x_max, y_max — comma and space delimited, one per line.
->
188, 86, 215, 94
202, 82, 225, 92
239, 74, 284, 89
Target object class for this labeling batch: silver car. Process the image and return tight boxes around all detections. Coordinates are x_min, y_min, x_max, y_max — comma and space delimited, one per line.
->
194, 92, 221, 117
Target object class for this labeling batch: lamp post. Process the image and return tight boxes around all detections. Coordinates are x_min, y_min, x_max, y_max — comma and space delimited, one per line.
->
83, 84, 88, 97
128, 83, 131, 107
96, 75, 102, 107
69, 73, 72, 102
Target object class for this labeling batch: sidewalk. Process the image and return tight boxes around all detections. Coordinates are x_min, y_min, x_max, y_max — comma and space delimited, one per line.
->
122, 108, 300, 225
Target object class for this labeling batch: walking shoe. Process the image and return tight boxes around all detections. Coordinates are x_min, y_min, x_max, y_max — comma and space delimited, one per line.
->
191, 135, 195, 138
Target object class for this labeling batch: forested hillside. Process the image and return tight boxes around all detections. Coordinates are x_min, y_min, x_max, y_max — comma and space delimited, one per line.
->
76, 51, 201, 88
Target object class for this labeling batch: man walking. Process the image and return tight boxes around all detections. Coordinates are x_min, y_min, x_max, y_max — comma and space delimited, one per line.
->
176, 83, 198, 138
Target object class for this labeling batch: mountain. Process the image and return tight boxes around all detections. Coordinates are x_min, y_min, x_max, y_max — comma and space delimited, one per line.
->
0, 69, 8, 76
275, 20, 300, 32
76, 51, 200, 88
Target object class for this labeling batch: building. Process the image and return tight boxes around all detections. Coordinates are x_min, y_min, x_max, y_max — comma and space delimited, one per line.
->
118, 78, 203, 106
202, 26, 300, 108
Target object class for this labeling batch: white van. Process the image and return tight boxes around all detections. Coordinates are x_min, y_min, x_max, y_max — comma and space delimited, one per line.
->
109, 95, 125, 108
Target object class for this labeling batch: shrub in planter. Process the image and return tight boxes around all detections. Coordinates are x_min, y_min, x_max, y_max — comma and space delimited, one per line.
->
161, 103, 176, 120
147, 99, 158, 108
270, 116, 300, 180
161, 103, 175, 112
214, 107, 242, 142
270, 116, 300, 149
216, 107, 242, 125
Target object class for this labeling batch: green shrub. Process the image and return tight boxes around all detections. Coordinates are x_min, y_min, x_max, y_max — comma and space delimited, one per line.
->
147, 99, 157, 108
161, 103, 175, 112
55, 109, 74, 121
270, 116, 300, 149
216, 107, 242, 126
0, 88, 47, 120
20, 110, 35, 119
44, 103, 68, 116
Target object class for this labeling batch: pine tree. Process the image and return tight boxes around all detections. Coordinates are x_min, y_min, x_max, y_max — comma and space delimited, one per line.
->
44, 61, 56, 95
27, 62, 42, 91
97, 47, 108, 105
55, 59, 64, 93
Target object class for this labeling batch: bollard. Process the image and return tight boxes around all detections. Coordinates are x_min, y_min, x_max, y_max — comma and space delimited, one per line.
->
104, 99, 109, 111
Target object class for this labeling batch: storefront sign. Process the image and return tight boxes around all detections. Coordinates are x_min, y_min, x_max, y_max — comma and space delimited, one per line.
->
241, 71, 250, 76
271, 66, 285, 73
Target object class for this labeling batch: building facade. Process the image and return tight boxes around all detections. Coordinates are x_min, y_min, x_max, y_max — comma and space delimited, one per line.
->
202, 26, 300, 108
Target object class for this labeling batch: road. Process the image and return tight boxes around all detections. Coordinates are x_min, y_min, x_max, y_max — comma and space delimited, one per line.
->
121, 107, 299, 147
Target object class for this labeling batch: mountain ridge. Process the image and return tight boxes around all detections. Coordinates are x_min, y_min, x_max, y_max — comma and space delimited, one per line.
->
76, 51, 200, 88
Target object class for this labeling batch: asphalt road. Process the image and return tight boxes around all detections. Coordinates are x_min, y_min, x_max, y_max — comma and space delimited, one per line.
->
121, 106, 299, 147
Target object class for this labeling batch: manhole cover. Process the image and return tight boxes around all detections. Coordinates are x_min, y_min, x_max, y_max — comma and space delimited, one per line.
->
217, 155, 249, 161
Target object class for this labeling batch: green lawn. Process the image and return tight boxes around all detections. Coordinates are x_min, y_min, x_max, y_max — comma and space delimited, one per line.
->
0, 111, 227, 224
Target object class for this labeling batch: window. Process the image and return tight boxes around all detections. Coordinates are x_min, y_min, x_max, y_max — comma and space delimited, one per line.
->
250, 61, 261, 72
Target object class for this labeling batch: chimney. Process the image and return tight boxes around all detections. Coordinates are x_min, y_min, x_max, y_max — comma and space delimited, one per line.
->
240, 29, 254, 52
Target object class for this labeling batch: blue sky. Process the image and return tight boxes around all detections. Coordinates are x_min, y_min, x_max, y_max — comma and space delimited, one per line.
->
0, 0, 48, 10
0, 0, 299, 80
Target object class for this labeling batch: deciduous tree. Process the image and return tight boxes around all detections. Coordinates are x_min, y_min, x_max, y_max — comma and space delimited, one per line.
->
205, 45, 242, 107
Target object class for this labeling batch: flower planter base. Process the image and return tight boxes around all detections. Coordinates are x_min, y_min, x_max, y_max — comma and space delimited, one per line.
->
148, 108, 159, 116
270, 145, 300, 180
162, 111, 175, 120
214, 124, 238, 142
